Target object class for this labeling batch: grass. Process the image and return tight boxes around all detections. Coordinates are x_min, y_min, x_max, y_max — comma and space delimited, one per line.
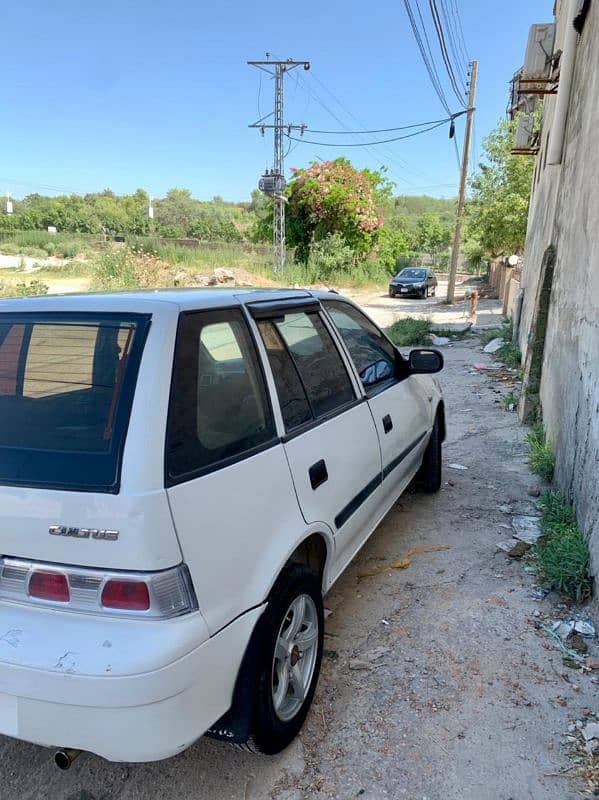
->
0, 231, 87, 260
0, 279, 49, 298
536, 491, 591, 601
500, 390, 519, 410
527, 422, 555, 482
479, 327, 503, 346
387, 317, 432, 346
478, 320, 522, 368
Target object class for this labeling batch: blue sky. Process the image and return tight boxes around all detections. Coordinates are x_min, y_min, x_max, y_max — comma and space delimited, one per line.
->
1, 0, 551, 201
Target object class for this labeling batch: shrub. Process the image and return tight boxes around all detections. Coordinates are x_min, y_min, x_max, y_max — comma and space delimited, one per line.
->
92, 248, 138, 290
306, 233, 355, 279
536, 492, 591, 601
527, 422, 555, 482
0, 280, 50, 298
0, 242, 20, 255
387, 317, 432, 346
21, 246, 48, 259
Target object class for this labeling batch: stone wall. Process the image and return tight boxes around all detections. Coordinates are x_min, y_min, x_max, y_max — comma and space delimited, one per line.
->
518, 0, 599, 592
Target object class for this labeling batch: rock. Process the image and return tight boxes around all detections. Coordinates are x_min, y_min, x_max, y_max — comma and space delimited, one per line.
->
499, 504, 512, 514
574, 618, 596, 638
431, 321, 472, 333
511, 515, 543, 544
366, 646, 390, 662
582, 722, 599, 741
496, 539, 531, 558
567, 633, 588, 654
527, 485, 541, 497
209, 268, 236, 286
483, 337, 505, 354
349, 659, 372, 671
586, 657, 599, 670
431, 335, 451, 346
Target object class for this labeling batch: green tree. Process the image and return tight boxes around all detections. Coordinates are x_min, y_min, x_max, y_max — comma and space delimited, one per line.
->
286, 158, 385, 262
415, 213, 452, 266
466, 117, 535, 255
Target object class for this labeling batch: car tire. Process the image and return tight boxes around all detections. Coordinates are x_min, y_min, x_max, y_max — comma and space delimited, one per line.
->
417, 414, 442, 493
242, 564, 324, 755
389, 289, 395, 298
421, 288, 427, 299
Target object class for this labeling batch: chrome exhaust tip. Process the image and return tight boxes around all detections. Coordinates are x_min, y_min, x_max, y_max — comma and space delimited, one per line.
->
54, 748, 82, 770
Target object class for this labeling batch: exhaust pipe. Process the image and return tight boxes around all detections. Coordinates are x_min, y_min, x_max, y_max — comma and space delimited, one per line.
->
54, 748, 82, 770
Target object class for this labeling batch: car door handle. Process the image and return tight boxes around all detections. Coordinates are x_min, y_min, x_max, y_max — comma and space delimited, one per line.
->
382, 414, 393, 434
309, 459, 328, 490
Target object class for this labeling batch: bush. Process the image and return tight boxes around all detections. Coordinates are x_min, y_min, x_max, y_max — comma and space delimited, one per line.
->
387, 317, 432, 346
536, 492, 591, 601
0, 242, 20, 255
21, 246, 48, 259
527, 422, 555, 482
307, 234, 355, 279
0, 280, 50, 298
92, 248, 138, 290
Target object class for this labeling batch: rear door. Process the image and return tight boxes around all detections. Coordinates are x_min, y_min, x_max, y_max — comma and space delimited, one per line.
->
322, 300, 431, 508
251, 301, 383, 577
164, 308, 303, 634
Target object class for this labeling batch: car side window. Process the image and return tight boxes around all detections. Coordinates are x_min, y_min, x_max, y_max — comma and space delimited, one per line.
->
258, 310, 355, 429
324, 301, 398, 390
166, 309, 276, 482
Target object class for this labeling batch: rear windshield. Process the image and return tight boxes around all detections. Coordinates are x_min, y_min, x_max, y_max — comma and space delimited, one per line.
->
0, 312, 150, 492
397, 269, 427, 280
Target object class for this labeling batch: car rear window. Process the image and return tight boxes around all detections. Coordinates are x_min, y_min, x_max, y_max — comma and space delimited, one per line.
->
0, 312, 150, 492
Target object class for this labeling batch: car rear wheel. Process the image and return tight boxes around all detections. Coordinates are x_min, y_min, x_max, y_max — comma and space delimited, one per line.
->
417, 413, 442, 492
243, 564, 324, 754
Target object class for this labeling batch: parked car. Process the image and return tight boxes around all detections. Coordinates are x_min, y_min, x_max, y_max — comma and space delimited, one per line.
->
0, 288, 444, 765
389, 267, 438, 298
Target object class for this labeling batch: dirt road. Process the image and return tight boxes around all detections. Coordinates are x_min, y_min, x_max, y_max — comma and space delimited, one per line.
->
0, 296, 596, 800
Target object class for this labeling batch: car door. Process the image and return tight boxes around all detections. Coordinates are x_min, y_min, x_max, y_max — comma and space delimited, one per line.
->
249, 300, 383, 578
322, 299, 432, 509
165, 307, 305, 634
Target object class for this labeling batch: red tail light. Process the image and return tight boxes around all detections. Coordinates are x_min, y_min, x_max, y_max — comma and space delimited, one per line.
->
29, 571, 70, 602
101, 579, 150, 611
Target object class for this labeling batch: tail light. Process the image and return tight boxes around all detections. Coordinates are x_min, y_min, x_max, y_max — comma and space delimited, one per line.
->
0, 558, 197, 619
29, 570, 70, 603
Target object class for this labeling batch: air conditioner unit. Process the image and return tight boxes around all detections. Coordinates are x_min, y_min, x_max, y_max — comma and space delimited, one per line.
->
514, 114, 535, 150
523, 23, 555, 78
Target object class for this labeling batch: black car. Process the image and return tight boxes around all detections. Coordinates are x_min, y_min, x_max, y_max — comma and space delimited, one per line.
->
389, 268, 438, 299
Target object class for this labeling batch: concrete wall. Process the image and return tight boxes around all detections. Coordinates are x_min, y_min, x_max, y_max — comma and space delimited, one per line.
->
518, 0, 599, 588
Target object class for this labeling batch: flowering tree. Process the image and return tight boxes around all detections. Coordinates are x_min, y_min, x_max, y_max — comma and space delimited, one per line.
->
286, 159, 386, 262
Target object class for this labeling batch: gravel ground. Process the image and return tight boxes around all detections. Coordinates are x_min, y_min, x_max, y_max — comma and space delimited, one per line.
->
0, 297, 597, 800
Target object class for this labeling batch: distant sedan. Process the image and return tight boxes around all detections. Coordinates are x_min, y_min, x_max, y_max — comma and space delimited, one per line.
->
389, 268, 438, 299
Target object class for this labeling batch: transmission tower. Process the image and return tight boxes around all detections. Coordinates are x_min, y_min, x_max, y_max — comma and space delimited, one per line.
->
248, 57, 310, 273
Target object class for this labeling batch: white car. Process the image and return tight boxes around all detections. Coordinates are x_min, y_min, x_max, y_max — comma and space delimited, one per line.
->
0, 288, 444, 766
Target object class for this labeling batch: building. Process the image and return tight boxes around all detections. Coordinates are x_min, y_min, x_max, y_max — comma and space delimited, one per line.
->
514, 0, 598, 597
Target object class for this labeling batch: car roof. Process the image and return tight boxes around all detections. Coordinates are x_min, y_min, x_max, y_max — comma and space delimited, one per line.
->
0, 287, 343, 315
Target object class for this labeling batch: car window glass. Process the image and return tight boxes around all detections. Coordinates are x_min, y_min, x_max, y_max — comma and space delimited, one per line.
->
257, 320, 312, 431
167, 310, 275, 480
268, 311, 355, 419
324, 301, 397, 389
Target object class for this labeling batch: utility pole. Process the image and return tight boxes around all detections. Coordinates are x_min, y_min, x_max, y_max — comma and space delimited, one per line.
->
447, 60, 478, 303
248, 57, 310, 273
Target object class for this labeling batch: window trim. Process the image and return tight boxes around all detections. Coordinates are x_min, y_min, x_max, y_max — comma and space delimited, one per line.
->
164, 307, 280, 488
321, 299, 409, 396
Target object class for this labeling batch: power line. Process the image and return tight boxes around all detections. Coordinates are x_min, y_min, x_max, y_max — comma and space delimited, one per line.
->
439, 0, 468, 85
450, 0, 471, 66
306, 112, 466, 135
428, 0, 467, 107
286, 119, 449, 147
402, 0, 452, 115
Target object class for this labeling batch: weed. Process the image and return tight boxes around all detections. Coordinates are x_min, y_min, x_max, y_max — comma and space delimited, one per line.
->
387, 317, 432, 346
0, 280, 49, 298
20, 246, 48, 259
536, 491, 591, 601
0, 242, 20, 256
479, 327, 503, 346
496, 341, 522, 368
91, 249, 138, 290
500, 391, 519, 410
527, 422, 555, 482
